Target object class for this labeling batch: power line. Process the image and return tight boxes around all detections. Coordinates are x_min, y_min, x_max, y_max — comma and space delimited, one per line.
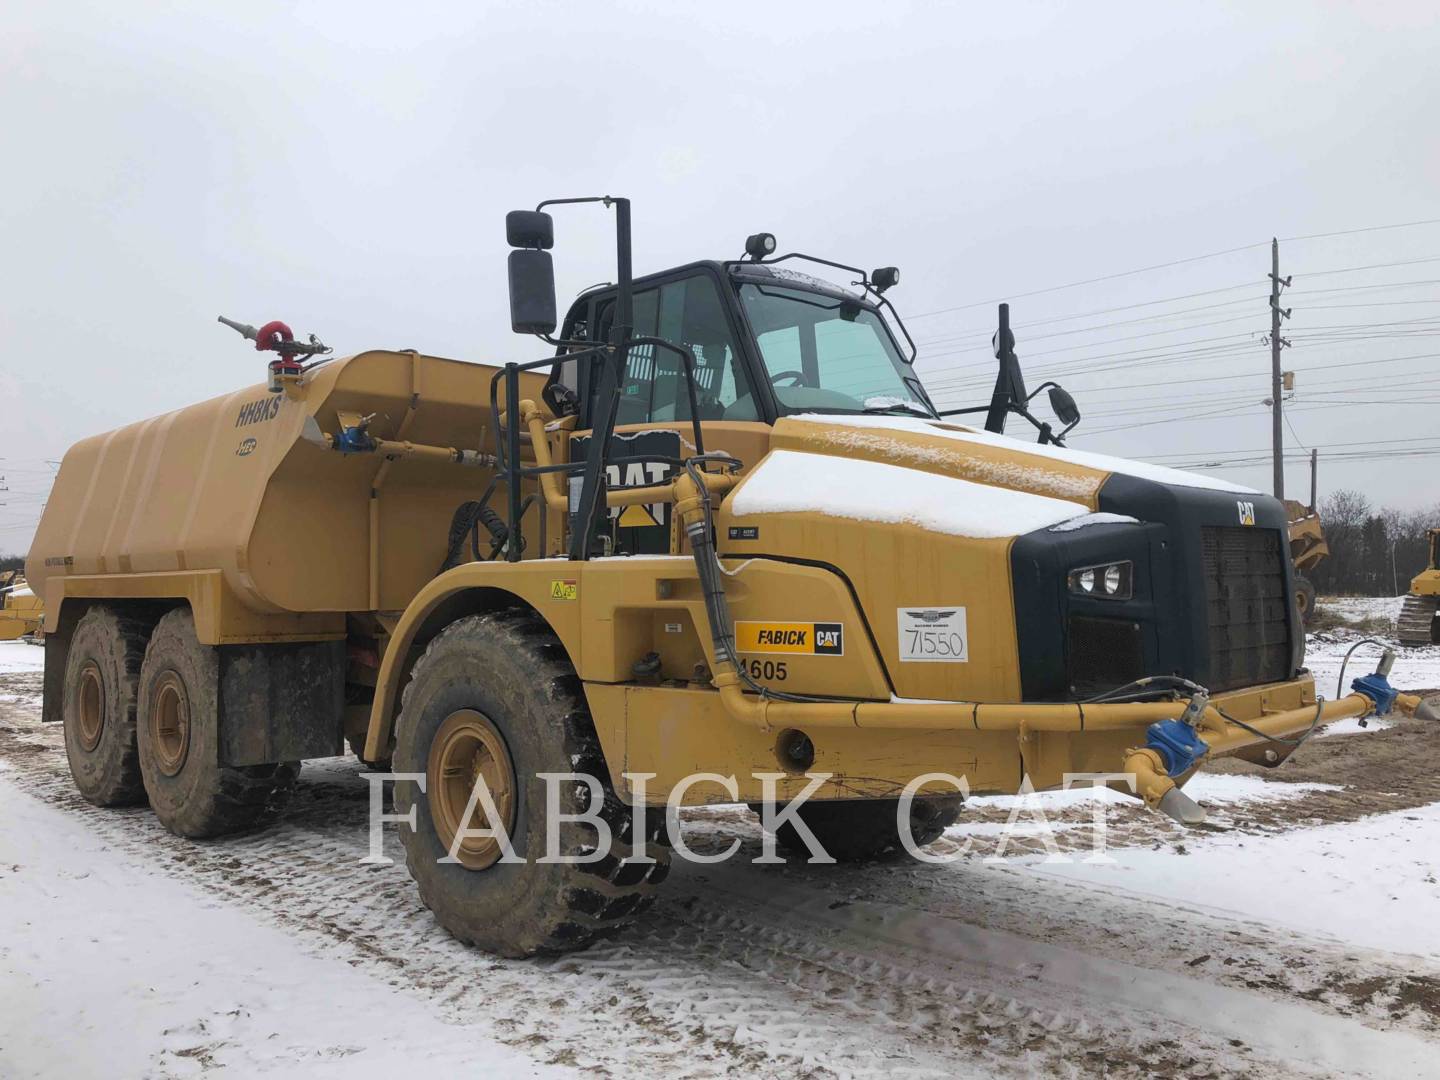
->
905, 246, 1268, 320
1280, 217, 1440, 243
1146, 434, 1440, 461
916, 303, 1265, 351
910, 218, 1440, 324
1287, 276, 1440, 297
914, 291, 1265, 347
1299, 254, 1440, 278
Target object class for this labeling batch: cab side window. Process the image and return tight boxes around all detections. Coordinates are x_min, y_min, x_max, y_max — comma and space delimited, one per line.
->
593, 274, 757, 425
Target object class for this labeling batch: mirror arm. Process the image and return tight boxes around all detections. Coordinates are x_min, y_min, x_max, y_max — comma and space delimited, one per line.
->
1026, 380, 1060, 404
935, 404, 989, 418
537, 332, 600, 350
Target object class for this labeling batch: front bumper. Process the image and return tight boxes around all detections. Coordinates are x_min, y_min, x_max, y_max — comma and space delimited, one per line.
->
707, 670, 1426, 817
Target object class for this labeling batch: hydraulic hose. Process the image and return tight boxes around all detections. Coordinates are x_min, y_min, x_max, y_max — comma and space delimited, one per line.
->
680, 457, 831, 705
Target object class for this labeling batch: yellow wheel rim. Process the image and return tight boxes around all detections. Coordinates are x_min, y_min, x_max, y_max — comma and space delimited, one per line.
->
427, 709, 516, 871
149, 670, 191, 777
76, 661, 104, 752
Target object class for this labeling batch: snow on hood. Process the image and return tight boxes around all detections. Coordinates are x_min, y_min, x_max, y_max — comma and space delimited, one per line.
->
789, 414, 1258, 495
729, 450, 1090, 539
1048, 512, 1139, 532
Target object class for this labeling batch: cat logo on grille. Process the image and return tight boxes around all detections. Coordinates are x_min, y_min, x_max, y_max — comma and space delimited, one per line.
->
1237, 500, 1256, 526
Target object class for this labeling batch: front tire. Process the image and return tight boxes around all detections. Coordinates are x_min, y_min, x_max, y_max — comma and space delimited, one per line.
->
61, 605, 149, 807
393, 610, 669, 958
136, 608, 299, 838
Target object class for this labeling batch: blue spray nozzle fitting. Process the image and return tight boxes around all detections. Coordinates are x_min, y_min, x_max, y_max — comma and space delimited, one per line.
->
334, 426, 375, 454
1351, 671, 1399, 717
1145, 718, 1210, 778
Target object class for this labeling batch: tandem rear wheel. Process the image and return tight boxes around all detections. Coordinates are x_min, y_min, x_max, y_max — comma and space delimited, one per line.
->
393, 610, 669, 958
136, 608, 298, 838
60, 605, 149, 806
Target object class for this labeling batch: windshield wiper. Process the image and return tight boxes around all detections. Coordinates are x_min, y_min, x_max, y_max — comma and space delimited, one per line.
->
862, 398, 934, 418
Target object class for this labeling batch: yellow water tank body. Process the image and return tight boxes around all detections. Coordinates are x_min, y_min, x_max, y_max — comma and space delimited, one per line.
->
27, 351, 545, 644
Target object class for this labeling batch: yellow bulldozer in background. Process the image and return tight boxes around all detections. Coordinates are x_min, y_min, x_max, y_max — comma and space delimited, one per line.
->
1399, 527, 1440, 646
0, 571, 43, 641
1285, 500, 1328, 624
25, 197, 1433, 958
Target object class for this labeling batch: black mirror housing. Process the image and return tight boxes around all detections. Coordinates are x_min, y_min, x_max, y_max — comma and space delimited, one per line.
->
506, 210, 554, 250
508, 249, 557, 335
1048, 384, 1080, 426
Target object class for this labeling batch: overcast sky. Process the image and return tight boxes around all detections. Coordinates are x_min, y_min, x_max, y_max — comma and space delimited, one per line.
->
4, 2, 1439, 552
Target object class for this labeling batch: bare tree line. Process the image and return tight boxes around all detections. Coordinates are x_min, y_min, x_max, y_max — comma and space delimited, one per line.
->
1308, 490, 1436, 597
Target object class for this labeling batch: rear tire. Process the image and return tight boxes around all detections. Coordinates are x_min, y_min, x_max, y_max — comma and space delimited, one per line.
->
767, 796, 964, 862
61, 605, 149, 807
393, 610, 669, 958
137, 609, 299, 838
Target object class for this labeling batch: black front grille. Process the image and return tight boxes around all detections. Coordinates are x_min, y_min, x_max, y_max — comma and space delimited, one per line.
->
1201, 526, 1290, 691
1067, 615, 1145, 698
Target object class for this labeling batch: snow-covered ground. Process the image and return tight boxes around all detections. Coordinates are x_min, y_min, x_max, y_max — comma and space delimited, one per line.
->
0, 783, 566, 1080
0, 638, 43, 674
4, 624, 1440, 1078
1027, 800, 1440, 959
1307, 594, 1440, 699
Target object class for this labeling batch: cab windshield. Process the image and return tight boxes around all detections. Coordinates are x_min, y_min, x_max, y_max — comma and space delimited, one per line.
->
737, 283, 934, 417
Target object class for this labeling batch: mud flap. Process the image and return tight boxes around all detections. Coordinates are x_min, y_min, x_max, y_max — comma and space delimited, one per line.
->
218, 641, 344, 765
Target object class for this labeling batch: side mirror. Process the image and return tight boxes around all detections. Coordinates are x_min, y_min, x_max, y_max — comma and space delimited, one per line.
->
505, 210, 556, 335
506, 210, 553, 249
508, 250, 556, 335
1048, 384, 1080, 427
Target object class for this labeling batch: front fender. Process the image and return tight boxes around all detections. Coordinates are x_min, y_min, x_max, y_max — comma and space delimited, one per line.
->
363, 562, 585, 761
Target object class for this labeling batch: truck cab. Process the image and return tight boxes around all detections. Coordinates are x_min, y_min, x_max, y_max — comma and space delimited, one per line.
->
544, 257, 947, 556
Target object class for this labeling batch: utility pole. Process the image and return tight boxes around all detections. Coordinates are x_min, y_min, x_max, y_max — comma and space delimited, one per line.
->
1268, 239, 1292, 500
1309, 447, 1318, 511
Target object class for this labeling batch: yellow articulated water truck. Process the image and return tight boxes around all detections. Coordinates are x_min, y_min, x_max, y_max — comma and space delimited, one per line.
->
27, 197, 1435, 957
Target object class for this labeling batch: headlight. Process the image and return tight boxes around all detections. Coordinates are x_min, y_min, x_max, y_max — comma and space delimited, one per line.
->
1068, 560, 1132, 600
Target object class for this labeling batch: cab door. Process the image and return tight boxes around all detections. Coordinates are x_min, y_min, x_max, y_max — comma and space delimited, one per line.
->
566, 268, 772, 555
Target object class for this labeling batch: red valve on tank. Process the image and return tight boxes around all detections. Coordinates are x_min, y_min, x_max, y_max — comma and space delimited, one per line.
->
254, 320, 294, 353
217, 314, 331, 392
255, 320, 303, 392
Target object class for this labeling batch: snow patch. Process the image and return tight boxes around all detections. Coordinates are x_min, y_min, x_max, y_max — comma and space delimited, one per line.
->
793, 423, 1097, 501
0, 781, 568, 1078
790, 413, 1259, 493
1049, 511, 1140, 532
0, 641, 44, 675
1021, 800, 1440, 960
730, 450, 1089, 539
965, 773, 1340, 811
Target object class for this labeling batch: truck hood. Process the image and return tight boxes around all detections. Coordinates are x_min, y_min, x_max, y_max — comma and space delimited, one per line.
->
766, 414, 1256, 509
